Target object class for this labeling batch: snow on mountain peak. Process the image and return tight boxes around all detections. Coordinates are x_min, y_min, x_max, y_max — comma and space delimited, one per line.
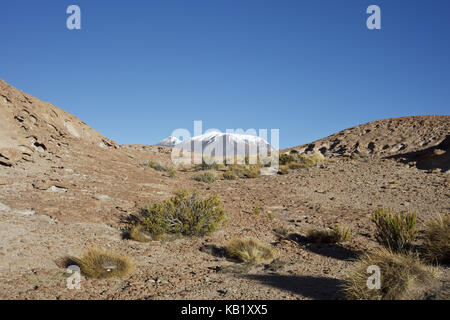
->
155, 136, 182, 147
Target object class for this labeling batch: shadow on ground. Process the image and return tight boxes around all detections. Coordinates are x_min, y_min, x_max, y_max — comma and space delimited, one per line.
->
304, 243, 361, 261
241, 274, 343, 300
284, 233, 362, 261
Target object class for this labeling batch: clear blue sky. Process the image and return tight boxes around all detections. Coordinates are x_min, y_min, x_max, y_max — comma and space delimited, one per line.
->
1, 0, 449, 148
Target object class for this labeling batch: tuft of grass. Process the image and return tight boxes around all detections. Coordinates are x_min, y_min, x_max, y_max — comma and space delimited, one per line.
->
222, 170, 238, 180
273, 226, 290, 238
307, 225, 352, 243
193, 171, 217, 183
370, 208, 417, 251
252, 205, 262, 216
225, 239, 275, 264
143, 160, 177, 177
164, 168, 177, 178
74, 248, 133, 279
129, 225, 154, 242
422, 214, 450, 265
341, 248, 440, 300
194, 160, 220, 171
278, 165, 289, 175
140, 190, 226, 238
143, 160, 167, 172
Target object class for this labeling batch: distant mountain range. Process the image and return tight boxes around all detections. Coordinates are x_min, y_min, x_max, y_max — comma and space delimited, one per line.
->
157, 131, 273, 157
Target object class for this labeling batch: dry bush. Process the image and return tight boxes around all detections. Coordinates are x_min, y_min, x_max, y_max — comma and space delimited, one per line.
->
370, 208, 417, 251
226, 239, 275, 264
279, 154, 297, 165
422, 214, 450, 265
244, 165, 261, 178
75, 248, 133, 279
143, 160, 167, 172
193, 171, 217, 183
342, 248, 440, 300
226, 164, 261, 179
140, 190, 226, 238
307, 225, 352, 243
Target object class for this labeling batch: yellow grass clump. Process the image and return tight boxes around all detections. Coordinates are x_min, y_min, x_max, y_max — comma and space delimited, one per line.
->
75, 248, 134, 279
225, 239, 275, 264
422, 214, 450, 265
342, 248, 440, 300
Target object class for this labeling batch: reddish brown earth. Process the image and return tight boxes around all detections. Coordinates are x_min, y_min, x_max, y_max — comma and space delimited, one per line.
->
0, 79, 449, 300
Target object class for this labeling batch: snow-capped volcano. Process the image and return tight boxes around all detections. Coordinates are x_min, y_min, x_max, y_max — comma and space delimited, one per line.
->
155, 136, 181, 147
174, 131, 274, 156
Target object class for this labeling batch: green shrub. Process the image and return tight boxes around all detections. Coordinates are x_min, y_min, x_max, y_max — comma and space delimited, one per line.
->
193, 171, 217, 183
226, 239, 275, 264
140, 190, 226, 238
341, 248, 440, 300
370, 208, 417, 251
74, 248, 134, 279
307, 225, 352, 243
422, 214, 450, 265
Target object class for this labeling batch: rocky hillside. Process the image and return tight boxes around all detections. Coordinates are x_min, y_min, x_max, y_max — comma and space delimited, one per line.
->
287, 116, 450, 158
0, 79, 116, 167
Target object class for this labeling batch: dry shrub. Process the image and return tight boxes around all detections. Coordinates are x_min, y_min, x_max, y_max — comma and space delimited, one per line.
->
342, 248, 440, 300
307, 225, 352, 243
226, 239, 275, 264
370, 208, 417, 251
75, 248, 133, 279
279, 154, 297, 165
193, 171, 217, 183
226, 164, 261, 179
140, 190, 225, 238
143, 160, 167, 172
422, 214, 450, 265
